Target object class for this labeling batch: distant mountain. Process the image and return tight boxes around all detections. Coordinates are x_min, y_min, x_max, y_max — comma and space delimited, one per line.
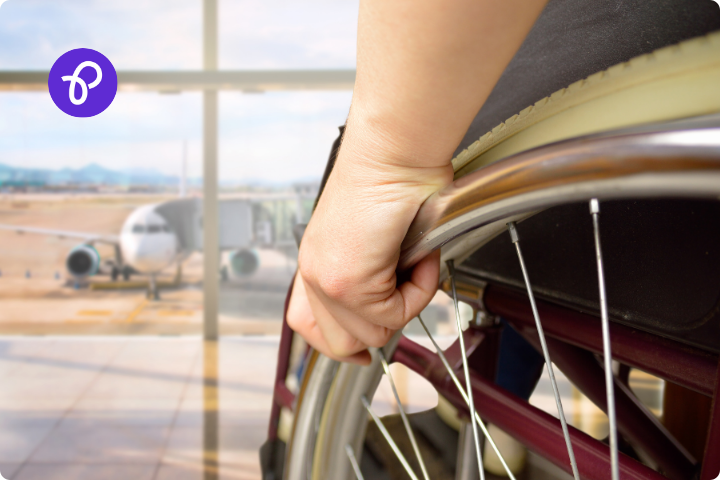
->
0, 162, 188, 187
0, 162, 321, 189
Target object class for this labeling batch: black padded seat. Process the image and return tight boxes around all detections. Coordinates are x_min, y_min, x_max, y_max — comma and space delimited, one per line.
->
454, 0, 720, 156
459, 199, 720, 353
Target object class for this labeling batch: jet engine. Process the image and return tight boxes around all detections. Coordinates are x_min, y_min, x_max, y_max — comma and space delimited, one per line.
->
66, 244, 101, 278
228, 249, 259, 277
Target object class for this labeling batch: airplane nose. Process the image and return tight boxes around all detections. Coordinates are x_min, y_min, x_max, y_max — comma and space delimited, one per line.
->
122, 233, 177, 274
134, 244, 159, 267
121, 235, 156, 273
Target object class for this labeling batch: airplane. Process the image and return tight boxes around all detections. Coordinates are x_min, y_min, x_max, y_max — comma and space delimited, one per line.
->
0, 188, 316, 299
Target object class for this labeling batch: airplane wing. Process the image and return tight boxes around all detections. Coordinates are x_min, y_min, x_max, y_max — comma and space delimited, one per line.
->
0, 224, 119, 245
221, 193, 317, 202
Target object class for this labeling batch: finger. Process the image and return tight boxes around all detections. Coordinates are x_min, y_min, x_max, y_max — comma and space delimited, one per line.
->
287, 275, 371, 365
396, 249, 441, 323
336, 250, 440, 334
303, 276, 380, 356
304, 270, 401, 348
299, 320, 372, 365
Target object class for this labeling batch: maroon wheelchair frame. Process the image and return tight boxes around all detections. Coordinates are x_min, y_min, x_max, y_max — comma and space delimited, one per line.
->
268, 279, 720, 480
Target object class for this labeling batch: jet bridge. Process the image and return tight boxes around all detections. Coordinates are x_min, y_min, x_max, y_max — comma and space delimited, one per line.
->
155, 198, 256, 253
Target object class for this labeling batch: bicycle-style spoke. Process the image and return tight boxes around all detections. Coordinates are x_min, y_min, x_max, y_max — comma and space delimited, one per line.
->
361, 395, 421, 480
378, 350, 431, 480
447, 260, 485, 480
416, 314, 517, 480
590, 199, 619, 480
345, 444, 365, 480
507, 222, 581, 480
456, 420, 480, 480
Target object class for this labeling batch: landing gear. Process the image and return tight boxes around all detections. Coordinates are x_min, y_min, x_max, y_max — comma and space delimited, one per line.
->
122, 266, 131, 281
111, 266, 119, 281
173, 264, 183, 285
147, 274, 159, 300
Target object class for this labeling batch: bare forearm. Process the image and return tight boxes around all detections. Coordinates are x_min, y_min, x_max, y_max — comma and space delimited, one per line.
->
288, 0, 549, 362
348, 0, 548, 169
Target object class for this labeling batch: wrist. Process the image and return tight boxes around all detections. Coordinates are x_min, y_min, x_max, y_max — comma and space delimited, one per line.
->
342, 102, 456, 171
333, 138, 453, 204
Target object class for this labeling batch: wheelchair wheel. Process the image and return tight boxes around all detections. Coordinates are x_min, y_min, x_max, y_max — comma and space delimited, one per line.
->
282, 31, 720, 480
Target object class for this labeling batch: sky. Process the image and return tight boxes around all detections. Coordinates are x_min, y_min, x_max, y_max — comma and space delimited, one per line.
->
0, 0, 358, 184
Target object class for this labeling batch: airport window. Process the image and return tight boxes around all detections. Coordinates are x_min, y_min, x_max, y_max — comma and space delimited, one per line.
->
0, 3, 363, 477
0, 1, 202, 69
0, 0, 362, 338
219, 0, 358, 69
219, 91, 352, 186
0, 92, 202, 183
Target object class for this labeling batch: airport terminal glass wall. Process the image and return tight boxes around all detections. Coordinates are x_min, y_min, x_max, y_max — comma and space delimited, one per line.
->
0, 0, 203, 333
0, 2, 378, 478
0, 89, 204, 332
0, 0, 461, 336
217, 91, 351, 332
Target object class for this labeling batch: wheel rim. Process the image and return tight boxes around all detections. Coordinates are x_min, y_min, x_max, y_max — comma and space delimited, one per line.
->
285, 115, 720, 480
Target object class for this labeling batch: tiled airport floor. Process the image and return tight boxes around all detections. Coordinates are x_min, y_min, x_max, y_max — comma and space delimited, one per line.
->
0, 335, 663, 480
0, 336, 277, 480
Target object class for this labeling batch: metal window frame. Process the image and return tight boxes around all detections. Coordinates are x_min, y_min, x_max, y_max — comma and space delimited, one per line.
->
0, 0, 355, 337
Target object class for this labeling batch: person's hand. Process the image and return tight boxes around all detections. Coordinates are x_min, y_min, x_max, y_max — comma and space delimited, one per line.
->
287, 120, 452, 364
286, 0, 547, 363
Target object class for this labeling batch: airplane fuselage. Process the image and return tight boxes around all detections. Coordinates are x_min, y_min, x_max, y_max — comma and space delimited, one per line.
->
119, 205, 179, 274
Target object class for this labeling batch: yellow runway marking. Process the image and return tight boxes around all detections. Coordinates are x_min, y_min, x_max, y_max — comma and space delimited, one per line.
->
157, 310, 195, 317
125, 299, 149, 323
76, 310, 113, 316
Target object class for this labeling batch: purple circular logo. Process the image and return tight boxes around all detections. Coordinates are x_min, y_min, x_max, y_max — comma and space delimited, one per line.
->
48, 48, 117, 118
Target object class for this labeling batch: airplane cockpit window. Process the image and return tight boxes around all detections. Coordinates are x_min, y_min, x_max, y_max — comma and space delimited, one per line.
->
148, 225, 162, 234
132, 225, 145, 234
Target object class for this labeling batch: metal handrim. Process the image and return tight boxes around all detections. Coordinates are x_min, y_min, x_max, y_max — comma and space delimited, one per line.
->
284, 117, 720, 480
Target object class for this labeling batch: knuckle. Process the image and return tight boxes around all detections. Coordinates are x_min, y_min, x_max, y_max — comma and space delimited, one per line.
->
286, 311, 301, 332
298, 250, 359, 304
302, 266, 355, 304
297, 251, 315, 283
316, 274, 354, 302
373, 315, 407, 331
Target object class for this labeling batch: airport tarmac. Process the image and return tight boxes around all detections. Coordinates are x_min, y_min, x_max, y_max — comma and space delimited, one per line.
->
0, 194, 296, 335
0, 254, 294, 335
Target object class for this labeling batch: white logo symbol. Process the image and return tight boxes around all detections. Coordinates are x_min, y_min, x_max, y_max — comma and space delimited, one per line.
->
61, 61, 103, 106
0, 470, 6, 480
712, 0, 720, 7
